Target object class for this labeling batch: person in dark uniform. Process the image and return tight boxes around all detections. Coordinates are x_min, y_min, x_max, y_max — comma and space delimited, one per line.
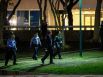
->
41, 30, 54, 64
99, 21, 103, 50
5, 33, 17, 66
40, 20, 47, 51
30, 33, 41, 60
41, 20, 47, 39
53, 31, 63, 59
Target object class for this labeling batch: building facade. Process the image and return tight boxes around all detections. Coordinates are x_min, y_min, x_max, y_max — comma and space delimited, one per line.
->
7, 0, 103, 30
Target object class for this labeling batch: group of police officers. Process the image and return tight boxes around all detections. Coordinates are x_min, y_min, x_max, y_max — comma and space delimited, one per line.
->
5, 29, 63, 66
5, 20, 103, 66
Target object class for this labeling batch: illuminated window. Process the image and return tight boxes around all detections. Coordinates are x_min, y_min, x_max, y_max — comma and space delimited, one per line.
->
73, 10, 95, 30
17, 11, 29, 26
7, 11, 17, 30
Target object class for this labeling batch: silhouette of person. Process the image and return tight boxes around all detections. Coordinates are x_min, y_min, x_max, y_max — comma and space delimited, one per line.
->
53, 31, 63, 59
41, 30, 54, 64
41, 20, 47, 39
40, 20, 47, 50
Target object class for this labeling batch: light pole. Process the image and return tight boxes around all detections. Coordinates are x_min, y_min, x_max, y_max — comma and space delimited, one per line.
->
79, 0, 83, 57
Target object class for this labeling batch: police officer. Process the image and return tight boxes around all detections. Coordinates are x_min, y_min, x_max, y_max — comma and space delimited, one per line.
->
41, 30, 54, 64
53, 31, 63, 59
40, 20, 47, 51
30, 33, 41, 60
5, 33, 17, 66
41, 20, 47, 39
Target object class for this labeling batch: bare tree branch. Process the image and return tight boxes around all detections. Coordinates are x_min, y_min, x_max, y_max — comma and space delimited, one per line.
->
8, 0, 21, 21
73, 0, 79, 6
60, 0, 65, 7
37, 0, 42, 9
37, 0, 42, 24
43, 0, 47, 21
49, 0, 58, 26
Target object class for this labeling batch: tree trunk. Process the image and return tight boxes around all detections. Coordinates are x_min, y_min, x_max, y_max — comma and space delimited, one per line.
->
67, 9, 73, 30
0, 0, 21, 46
49, 0, 58, 29
37, 0, 42, 25
93, 0, 102, 42
43, 0, 47, 22
0, 0, 8, 45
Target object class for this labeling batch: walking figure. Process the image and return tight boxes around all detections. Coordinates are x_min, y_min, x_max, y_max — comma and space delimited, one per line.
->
40, 20, 47, 50
41, 30, 54, 64
30, 33, 41, 60
5, 33, 17, 66
53, 31, 63, 59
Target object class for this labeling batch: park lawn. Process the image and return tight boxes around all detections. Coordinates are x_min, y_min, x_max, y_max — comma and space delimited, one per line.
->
0, 50, 103, 74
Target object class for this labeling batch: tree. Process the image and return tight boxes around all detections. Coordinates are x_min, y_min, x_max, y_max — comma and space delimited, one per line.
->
49, 0, 62, 30
0, 0, 21, 46
37, 0, 48, 43
60, 0, 79, 30
8, 0, 21, 21
37, 0, 61, 29
0, 0, 9, 26
93, 0, 103, 42
37, 0, 48, 24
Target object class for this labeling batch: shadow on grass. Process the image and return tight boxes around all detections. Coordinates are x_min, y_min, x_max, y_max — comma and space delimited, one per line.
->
0, 63, 54, 75
0, 64, 51, 75
0, 65, 13, 69
0, 65, 20, 75
26, 64, 51, 72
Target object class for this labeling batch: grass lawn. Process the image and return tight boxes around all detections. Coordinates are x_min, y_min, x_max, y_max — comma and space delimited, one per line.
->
0, 50, 103, 75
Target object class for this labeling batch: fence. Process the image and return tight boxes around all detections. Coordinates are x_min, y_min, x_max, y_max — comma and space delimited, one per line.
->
3, 25, 94, 31
2, 25, 100, 51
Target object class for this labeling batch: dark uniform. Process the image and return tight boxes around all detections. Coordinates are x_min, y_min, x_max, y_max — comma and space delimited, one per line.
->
53, 31, 63, 59
5, 34, 17, 66
99, 21, 103, 50
41, 21, 47, 38
41, 21, 47, 49
41, 31, 54, 64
